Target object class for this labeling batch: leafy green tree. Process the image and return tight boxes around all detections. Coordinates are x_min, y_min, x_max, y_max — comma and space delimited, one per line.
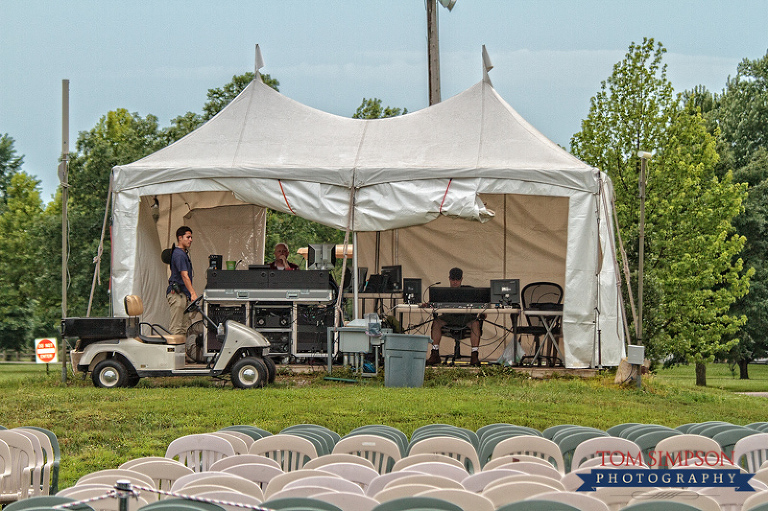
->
705, 52, 768, 378
63, 109, 165, 316
0, 133, 24, 211
203, 72, 280, 121
571, 38, 750, 386
0, 172, 44, 354
353, 98, 408, 119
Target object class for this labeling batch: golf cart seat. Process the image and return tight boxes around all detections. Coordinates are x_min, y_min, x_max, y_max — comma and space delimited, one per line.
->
124, 295, 186, 345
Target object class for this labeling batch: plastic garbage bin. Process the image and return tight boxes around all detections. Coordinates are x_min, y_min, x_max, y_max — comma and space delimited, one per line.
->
384, 334, 430, 388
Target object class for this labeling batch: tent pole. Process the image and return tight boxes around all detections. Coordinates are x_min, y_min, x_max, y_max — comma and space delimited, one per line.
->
60, 79, 69, 384
353, 232, 359, 319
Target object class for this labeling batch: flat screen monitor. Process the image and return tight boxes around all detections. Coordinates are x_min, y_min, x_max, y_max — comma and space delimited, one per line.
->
429, 286, 491, 305
490, 279, 521, 306
362, 273, 388, 293
308, 243, 337, 270
381, 265, 402, 292
403, 278, 422, 304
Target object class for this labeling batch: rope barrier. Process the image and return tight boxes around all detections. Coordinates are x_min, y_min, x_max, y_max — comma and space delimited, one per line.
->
50, 481, 277, 511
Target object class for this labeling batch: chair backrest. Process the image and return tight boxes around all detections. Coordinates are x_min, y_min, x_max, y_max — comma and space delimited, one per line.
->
533, 491, 610, 511
495, 500, 581, 511
207, 432, 249, 456
249, 434, 319, 472
313, 490, 380, 511
13, 428, 51, 496
521, 282, 563, 328
480, 481, 562, 508
20, 427, 61, 495
76, 468, 156, 489
260, 496, 343, 511
347, 426, 408, 457
221, 462, 285, 489
0, 430, 39, 500
122, 458, 195, 497
417, 488, 495, 511
571, 436, 643, 471
390, 453, 465, 472
209, 453, 282, 471
303, 453, 377, 471
365, 472, 416, 497
652, 434, 722, 469
172, 472, 264, 499
733, 432, 768, 472
461, 469, 523, 492
263, 469, 339, 500
124, 295, 144, 316
382, 473, 464, 490
488, 435, 566, 473
283, 475, 364, 495
307, 462, 379, 492
398, 462, 468, 483
333, 434, 401, 474
165, 434, 236, 472
406, 436, 480, 474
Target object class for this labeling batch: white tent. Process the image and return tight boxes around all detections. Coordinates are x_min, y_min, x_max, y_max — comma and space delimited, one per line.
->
111, 64, 625, 368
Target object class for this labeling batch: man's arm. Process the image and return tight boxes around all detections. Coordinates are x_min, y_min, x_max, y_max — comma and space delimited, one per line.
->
180, 270, 197, 301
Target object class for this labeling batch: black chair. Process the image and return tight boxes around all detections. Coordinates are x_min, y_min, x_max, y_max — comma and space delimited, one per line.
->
440, 318, 483, 365
519, 282, 563, 367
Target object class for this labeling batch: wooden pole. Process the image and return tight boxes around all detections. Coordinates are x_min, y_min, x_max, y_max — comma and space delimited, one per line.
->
60, 79, 69, 383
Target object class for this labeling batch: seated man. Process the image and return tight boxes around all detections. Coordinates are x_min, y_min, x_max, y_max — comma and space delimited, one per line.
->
269, 242, 300, 270
427, 267, 481, 367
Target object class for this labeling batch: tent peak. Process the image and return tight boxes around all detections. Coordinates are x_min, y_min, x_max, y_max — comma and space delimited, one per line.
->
254, 44, 265, 81
482, 45, 493, 86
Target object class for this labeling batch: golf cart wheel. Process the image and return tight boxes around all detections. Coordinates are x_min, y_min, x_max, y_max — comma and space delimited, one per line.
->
262, 356, 277, 384
231, 357, 268, 389
92, 359, 129, 388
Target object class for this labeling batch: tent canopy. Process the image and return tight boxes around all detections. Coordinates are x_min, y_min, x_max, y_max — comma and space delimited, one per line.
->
112, 68, 625, 368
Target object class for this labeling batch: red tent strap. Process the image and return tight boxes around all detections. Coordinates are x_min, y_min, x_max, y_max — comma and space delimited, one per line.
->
439, 179, 453, 213
278, 180, 296, 215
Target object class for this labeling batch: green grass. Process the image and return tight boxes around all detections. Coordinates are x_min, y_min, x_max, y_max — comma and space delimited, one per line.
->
2, 361, 768, 490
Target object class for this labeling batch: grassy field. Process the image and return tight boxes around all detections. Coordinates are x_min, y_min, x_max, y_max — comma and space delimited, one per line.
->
2, 361, 768, 489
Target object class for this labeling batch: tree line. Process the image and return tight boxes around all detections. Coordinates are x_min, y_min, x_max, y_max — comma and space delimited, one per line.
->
2, 41, 767, 385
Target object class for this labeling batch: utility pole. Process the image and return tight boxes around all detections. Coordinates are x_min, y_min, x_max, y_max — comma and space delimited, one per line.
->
635, 151, 653, 388
426, 0, 456, 106
60, 79, 69, 384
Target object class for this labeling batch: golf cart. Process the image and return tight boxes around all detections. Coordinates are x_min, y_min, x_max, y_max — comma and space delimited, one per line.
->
64, 295, 275, 389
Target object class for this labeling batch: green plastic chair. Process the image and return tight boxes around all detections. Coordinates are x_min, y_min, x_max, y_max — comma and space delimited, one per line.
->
260, 496, 343, 511
282, 425, 340, 453
606, 423, 642, 437
139, 498, 226, 511
542, 424, 579, 440
620, 424, 675, 442
346, 427, 408, 457
620, 502, 702, 511
551, 426, 607, 446
4, 496, 93, 511
370, 496, 464, 511
746, 422, 768, 432
478, 431, 548, 469
713, 427, 759, 457
555, 430, 609, 472
23, 426, 61, 494
220, 425, 272, 441
675, 423, 698, 433
686, 421, 732, 435
281, 429, 333, 456
495, 500, 580, 511
633, 429, 682, 466
410, 424, 479, 450
696, 423, 743, 439
476, 423, 541, 442
746, 503, 768, 511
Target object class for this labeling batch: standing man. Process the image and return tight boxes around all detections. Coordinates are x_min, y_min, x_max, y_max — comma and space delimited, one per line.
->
167, 226, 197, 339
427, 267, 482, 366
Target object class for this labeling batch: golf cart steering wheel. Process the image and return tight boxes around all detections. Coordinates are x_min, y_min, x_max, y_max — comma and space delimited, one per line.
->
185, 295, 203, 314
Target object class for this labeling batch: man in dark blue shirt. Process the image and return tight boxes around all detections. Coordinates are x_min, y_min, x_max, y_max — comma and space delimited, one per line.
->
166, 226, 197, 336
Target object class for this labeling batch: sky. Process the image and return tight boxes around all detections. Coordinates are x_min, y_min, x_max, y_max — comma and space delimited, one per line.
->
1, 0, 767, 202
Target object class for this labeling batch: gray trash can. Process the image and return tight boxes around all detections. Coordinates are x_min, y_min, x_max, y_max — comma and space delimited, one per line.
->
384, 334, 430, 388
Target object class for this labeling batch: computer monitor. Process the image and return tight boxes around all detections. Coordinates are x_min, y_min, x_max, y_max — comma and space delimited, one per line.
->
362, 273, 388, 293
490, 279, 521, 306
402, 278, 422, 304
381, 265, 402, 292
307, 243, 337, 270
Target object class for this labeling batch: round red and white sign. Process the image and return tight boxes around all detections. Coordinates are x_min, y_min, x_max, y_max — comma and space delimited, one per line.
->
35, 338, 58, 364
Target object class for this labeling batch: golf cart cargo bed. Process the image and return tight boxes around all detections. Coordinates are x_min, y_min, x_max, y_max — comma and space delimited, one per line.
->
62, 317, 139, 340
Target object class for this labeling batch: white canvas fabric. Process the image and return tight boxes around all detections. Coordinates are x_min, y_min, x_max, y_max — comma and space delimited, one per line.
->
111, 71, 625, 367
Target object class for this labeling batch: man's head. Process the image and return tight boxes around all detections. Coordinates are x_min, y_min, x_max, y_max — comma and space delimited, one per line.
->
274, 243, 289, 259
448, 267, 463, 287
176, 226, 192, 250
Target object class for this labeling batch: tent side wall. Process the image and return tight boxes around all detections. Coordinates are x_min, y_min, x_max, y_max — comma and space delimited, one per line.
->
112, 189, 267, 327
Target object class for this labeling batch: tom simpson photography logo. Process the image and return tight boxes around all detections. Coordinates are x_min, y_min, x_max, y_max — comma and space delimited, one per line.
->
576, 450, 755, 492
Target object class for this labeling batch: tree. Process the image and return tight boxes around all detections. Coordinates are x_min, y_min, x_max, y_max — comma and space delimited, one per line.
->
62, 109, 165, 316
0, 172, 44, 354
571, 38, 750, 386
0, 133, 24, 212
353, 98, 408, 119
203, 72, 279, 121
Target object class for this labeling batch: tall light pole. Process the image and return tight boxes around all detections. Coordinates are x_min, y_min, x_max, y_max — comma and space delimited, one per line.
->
635, 150, 653, 388
426, 0, 456, 105
60, 79, 70, 383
